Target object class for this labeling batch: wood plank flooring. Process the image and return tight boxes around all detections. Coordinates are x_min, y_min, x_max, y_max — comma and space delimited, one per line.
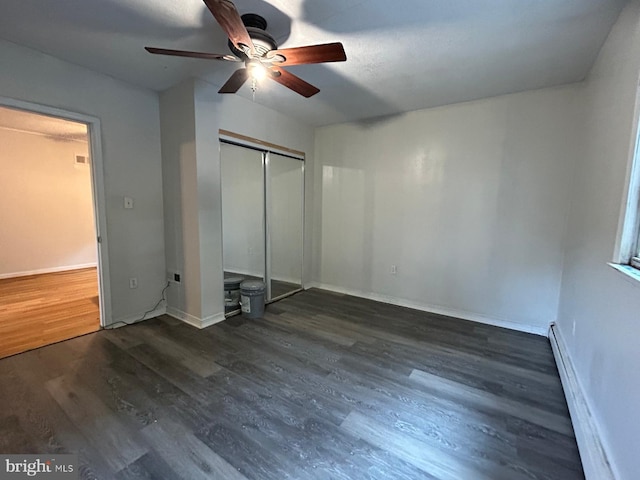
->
0, 268, 100, 358
0, 288, 584, 479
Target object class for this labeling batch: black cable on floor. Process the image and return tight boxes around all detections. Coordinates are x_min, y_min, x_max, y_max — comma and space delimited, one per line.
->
106, 281, 170, 329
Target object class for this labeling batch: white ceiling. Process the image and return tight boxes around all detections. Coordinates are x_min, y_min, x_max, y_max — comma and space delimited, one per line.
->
0, 0, 628, 126
0, 106, 88, 142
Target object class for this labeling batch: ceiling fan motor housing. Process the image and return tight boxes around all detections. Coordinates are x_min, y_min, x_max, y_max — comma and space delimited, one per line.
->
228, 14, 277, 58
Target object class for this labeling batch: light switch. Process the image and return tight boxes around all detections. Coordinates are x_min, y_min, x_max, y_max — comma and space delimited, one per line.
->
124, 196, 134, 209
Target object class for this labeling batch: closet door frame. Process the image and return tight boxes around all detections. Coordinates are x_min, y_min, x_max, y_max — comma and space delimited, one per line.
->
219, 133, 305, 305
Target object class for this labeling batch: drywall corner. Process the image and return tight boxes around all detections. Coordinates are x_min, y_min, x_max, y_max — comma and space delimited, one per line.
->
160, 78, 203, 319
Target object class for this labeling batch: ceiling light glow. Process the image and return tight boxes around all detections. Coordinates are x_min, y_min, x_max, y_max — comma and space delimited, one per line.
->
248, 62, 267, 81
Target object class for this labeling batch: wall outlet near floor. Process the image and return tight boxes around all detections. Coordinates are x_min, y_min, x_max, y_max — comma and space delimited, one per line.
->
129, 277, 138, 289
390, 265, 397, 275
173, 272, 181, 283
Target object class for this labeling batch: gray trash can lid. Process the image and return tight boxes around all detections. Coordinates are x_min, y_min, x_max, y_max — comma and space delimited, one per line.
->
240, 280, 265, 291
224, 276, 244, 288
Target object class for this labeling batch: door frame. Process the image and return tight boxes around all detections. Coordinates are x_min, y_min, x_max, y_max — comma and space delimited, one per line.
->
219, 132, 305, 306
0, 96, 111, 326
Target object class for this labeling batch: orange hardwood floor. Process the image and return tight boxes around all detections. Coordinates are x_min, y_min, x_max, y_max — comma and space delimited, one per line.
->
0, 267, 100, 358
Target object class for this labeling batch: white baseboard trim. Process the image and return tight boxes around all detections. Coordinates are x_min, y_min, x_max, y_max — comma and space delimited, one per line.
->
549, 324, 617, 480
306, 282, 548, 337
0, 263, 98, 280
105, 305, 167, 328
166, 307, 226, 329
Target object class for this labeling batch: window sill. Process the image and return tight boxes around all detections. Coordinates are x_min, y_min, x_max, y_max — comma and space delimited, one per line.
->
608, 263, 640, 287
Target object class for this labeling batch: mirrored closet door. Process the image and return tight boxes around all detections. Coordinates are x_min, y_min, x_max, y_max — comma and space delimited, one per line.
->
267, 152, 304, 300
220, 140, 304, 313
220, 142, 266, 311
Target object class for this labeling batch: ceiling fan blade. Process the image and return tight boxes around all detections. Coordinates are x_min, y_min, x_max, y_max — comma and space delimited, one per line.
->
268, 42, 346, 66
203, 0, 255, 56
145, 47, 239, 61
269, 67, 320, 98
219, 68, 249, 94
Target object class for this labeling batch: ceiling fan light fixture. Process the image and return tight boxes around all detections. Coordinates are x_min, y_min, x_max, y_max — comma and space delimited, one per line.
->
145, 1, 347, 98
247, 61, 267, 81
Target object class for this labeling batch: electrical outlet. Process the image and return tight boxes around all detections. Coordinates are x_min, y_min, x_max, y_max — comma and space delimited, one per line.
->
124, 196, 134, 209
390, 265, 397, 275
173, 273, 181, 283
129, 277, 138, 289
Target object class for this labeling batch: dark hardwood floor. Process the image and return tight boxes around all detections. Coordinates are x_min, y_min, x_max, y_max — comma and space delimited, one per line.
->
0, 289, 583, 479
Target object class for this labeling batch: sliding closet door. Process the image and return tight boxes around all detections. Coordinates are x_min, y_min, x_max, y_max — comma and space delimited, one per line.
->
267, 152, 304, 300
220, 143, 265, 285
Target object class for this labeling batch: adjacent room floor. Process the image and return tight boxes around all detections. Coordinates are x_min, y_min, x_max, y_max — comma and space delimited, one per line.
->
0, 267, 100, 359
0, 289, 583, 479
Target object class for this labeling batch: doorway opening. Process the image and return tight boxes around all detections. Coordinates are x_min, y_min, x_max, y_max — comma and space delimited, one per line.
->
0, 102, 107, 358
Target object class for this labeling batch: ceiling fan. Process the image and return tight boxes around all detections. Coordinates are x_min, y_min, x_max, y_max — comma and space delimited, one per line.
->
145, 0, 346, 98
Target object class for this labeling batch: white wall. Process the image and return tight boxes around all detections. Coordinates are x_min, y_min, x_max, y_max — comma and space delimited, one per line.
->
0, 40, 165, 325
556, 2, 640, 479
313, 85, 583, 333
161, 79, 315, 325
0, 129, 95, 277
160, 79, 200, 319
